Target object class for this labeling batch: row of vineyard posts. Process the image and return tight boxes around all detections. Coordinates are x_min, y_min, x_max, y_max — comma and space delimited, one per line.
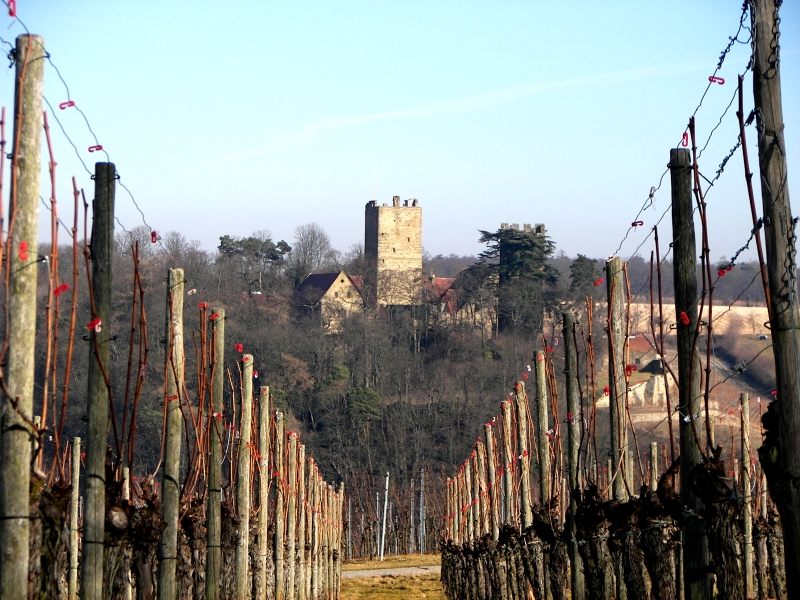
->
440, 2, 798, 598
0, 33, 344, 599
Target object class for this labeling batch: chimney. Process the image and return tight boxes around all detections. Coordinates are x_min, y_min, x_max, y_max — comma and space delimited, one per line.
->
393, 195, 400, 207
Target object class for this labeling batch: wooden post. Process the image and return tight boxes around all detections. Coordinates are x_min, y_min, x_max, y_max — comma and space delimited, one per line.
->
80, 161, 117, 599
306, 463, 313, 600
0, 34, 45, 599
606, 257, 628, 502
484, 423, 500, 541
206, 308, 225, 600
158, 268, 184, 600
286, 432, 298, 599
535, 351, 551, 504
741, 393, 753, 599
514, 382, 533, 528
255, 385, 270, 600
297, 444, 307, 600
337, 482, 344, 595
751, 0, 800, 591
475, 443, 489, 537
470, 451, 481, 539
501, 399, 516, 524
235, 354, 254, 599
122, 466, 132, 600
563, 311, 585, 600
671, 147, 711, 600
310, 463, 319, 600
274, 412, 286, 600
327, 486, 335, 597
68, 437, 81, 600
650, 441, 658, 492
419, 468, 425, 553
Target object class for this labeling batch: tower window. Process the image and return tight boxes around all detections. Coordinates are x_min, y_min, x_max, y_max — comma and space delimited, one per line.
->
407, 237, 410, 242
393, 248, 396, 253
334, 292, 339, 298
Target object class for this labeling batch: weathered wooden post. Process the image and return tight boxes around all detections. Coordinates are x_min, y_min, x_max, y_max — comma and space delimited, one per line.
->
649, 441, 658, 492
515, 382, 533, 529
501, 399, 516, 524
337, 482, 345, 595
535, 351, 551, 504
305, 461, 314, 600
464, 459, 475, 542
235, 354, 254, 599
741, 393, 753, 599
254, 386, 270, 600
297, 443, 307, 600
419, 468, 426, 553
68, 437, 81, 600
563, 311, 585, 600
287, 432, 298, 598
606, 257, 628, 502
274, 412, 286, 600
82, 161, 117, 599
484, 423, 500, 541
751, 0, 800, 592
206, 308, 225, 600
671, 147, 711, 600
380, 472, 389, 560
310, 462, 319, 600
0, 34, 45, 599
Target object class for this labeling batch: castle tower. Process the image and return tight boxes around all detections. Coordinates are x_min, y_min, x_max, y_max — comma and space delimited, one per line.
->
364, 196, 422, 306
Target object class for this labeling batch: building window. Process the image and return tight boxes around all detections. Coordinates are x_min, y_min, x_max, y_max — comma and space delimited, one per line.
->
347, 292, 352, 299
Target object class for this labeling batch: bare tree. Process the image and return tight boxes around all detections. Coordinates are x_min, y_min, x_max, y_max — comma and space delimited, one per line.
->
286, 223, 337, 289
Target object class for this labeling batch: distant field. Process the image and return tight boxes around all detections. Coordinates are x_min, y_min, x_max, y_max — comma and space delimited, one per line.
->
342, 554, 442, 571
340, 554, 445, 599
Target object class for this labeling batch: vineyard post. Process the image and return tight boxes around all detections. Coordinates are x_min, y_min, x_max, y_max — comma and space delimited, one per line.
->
0, 34, 44, 599
484, 423, 500, 541
671, 146, 711, 600
234, 354, 254, 599
606, 257, 628, 502
649, 441, 658, 492
122, 466, 132, 600
205, 308, 225, 600
337, 482, 345, 593
741, 393, 753, 598
68, 437, 81, 600
501, 399, 516, 523
419, 467, 426, 552
514, 381, 533, 528
81, 161, 116, 599
409, 478, 415, 555
286, 432, 298, 599
535, 351, 551, 504
158, 267, 184, 600
308, 460, 318, 600
563, 311, 585, 600
751, 0, 800, 589
297, 443, 307, 600
470, 451, 481, 538
255, 385, 270, 600
274, 412, 285, 600
347, 497, 352, 560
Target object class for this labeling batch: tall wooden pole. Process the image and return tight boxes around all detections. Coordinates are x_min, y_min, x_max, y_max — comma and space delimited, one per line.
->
484, 423, 500, 541
563, 311, 585, 600
297, 443, 307, 600
501, 399, 516, 524
419, 468, 425, 552
741, 393, 753, 599
751, 0, 800, 589
206, 308, 225, 600
80, 161, 116, 599
235, 354, 254, 599
380, 472, 390, 560
158, 268, 185, 600
649, 441, 658, 492
286, 433, 298, 599
515, 381, 533, 528
68, 437, 81, 600
255, 386, 270, 600
274, 412, 286, 600
310, 463, 319, 600
535, 351, 551, 504
606, 257, 628, 502
0, 35, 45, 599
671, 147, 711, 600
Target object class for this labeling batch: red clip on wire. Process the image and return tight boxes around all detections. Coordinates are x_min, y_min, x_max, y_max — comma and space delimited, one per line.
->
54, 283, 69, 296
86, 318, 102, 333
603, 385, 610, 397
198, 301, 208, 308
8, 0, 16, 17
234, 343, 244, 353
18, 241, 28, 261
522, 373, 529, 380
593, 277, 604, 286
632, 221, 644, 227
59, 101, 75, 110
718, 269, 726, 278
681, 133, 689, 147
88, 145, 103, 152
708, 76, 725, 85
209, 312, 220, 320
679, 311, 690, 326
151, 231, 158, 244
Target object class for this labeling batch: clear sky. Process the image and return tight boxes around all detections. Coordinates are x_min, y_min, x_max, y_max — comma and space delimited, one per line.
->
1, 1, 798, 263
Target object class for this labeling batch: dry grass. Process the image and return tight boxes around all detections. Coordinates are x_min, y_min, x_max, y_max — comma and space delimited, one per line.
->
342, 553, 441, 572
340, 573, 445, 600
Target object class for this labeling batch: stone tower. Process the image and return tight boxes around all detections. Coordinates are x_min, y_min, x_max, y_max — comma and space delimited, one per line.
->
364, 196, 422, 306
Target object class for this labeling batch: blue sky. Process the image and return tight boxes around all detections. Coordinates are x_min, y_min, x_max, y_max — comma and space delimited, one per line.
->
1, 1, 798, 262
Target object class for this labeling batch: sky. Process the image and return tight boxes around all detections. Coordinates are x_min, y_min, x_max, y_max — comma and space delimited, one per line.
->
1, 1, 798, 263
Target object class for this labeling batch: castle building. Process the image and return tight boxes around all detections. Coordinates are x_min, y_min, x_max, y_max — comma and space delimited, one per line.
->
364, 196, 422, 306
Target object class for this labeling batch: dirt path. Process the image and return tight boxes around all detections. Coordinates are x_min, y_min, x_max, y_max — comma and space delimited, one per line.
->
342, 564, 441, 579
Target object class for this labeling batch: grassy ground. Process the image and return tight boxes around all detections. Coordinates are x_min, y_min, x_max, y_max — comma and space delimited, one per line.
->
342, 553, 442, 571
340, 554, 445, 599
340, 573, 445, 599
